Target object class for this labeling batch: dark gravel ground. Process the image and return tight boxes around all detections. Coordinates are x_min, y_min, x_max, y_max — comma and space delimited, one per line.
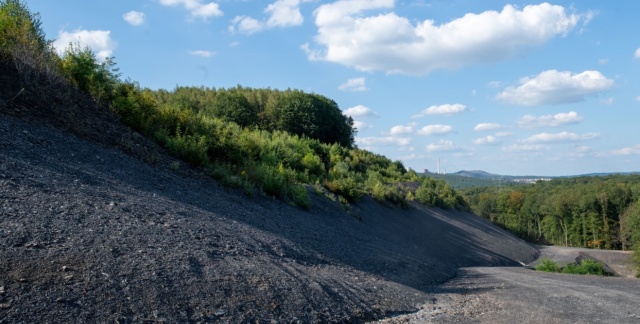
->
0, 58, 541, 322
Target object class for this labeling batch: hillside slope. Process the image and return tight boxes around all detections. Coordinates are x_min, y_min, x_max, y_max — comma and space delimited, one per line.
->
0, 59, 538, 322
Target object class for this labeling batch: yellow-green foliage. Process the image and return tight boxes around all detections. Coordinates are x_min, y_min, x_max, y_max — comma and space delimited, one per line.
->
0, 0, 60, 83
0, 0, 47, 56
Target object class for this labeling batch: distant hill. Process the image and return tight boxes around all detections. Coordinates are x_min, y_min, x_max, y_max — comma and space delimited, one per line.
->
421, 172, 512, 189
425, 170, 640, 189
451, 170, 501, 178
450, 170, 640, 179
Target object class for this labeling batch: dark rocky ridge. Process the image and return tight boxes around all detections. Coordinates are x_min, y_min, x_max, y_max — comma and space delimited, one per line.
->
0, 57, 538, 322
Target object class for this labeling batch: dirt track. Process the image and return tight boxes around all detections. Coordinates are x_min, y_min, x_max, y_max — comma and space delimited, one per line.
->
379, 266, 640, 323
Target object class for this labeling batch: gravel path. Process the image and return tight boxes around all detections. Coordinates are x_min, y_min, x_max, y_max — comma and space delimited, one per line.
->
378, 266, 640, 323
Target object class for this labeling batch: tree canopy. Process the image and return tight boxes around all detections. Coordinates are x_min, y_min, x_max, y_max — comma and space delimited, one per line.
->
462, 175, 640, 252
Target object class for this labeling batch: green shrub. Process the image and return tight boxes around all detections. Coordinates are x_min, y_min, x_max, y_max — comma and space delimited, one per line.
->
166, 132, 209, 167
61, 44, 120, 104
405, 191, 415, 202
301, 152, 324, 178
323, 175, 362, 203
289, 184, 311, 210
384, 186, 408, 208
415, 184, 440, 206
246, 163, 288, 198
536, 258, 608, 276
562, 259, 607, 276
536, 258, 560, 272
0, 0, 60, 83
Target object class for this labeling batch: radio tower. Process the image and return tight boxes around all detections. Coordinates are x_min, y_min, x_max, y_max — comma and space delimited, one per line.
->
437, 158, 440, 175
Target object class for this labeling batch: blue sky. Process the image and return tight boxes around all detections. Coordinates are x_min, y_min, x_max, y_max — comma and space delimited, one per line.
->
27, 0, 640, 176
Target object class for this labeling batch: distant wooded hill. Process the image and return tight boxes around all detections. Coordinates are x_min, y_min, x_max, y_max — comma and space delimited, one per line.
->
426, 170, 640, 189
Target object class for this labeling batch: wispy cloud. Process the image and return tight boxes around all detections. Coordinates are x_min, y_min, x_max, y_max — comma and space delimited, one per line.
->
522, 131, 600, 143
473, 136, 501, 145
426, 140, 467, 152
123, 11, 146, 26
495, 132, 513, 137
352, 120, 368, 130
189, 50, 216, 57
518, 111, 584, 128
608, 144, 640, 156
357, 136, 411, 147
338, 77, 368, 92
502, 144, 548, 152
474, 123, 503, 132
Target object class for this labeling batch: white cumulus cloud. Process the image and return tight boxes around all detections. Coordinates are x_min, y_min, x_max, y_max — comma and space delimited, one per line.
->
496, 70, 614, 106
635, 48, 640, 58
417, 124, 453, 136
518, 111, 584, 128
230, 0, 306, 34
159, 0, 222, 19
54, 29, 117, 60
229, 16, 264, 34
413, 104, 466, 118
474, 123, 503, 132
338, 77, 368, 91
522, 131, 600, 143
305, 2, 583, 74
343, 105, 379, 118
123, 11, 146, 26
266, 0, 305, 27
389, 125, 413, 135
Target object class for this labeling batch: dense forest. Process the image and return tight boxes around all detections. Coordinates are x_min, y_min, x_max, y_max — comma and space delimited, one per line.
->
462, 175, 640, 271
0, 0, 467, 211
